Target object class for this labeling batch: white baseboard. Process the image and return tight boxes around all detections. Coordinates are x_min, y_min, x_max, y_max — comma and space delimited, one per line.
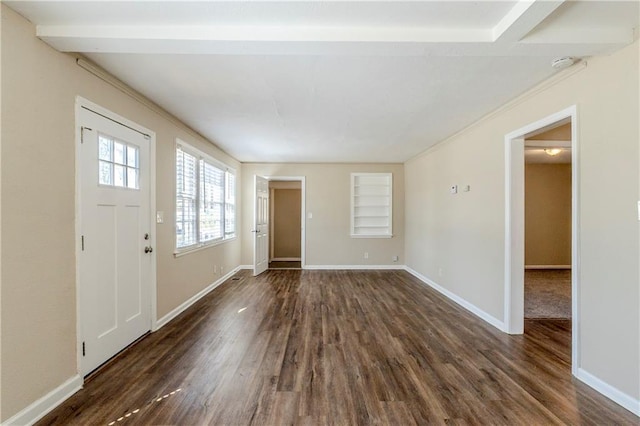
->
239, 264, 253, 270
525, 265, 571, 270
404, 266, 505, 332
270, 257, 301, 262
576, 368, 640, 416
4, 375, 83, 426
303, 264, 404, 270
154, 266, 241, 331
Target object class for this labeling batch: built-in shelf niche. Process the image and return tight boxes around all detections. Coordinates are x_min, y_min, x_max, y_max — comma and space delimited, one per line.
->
350, 173, 392, 238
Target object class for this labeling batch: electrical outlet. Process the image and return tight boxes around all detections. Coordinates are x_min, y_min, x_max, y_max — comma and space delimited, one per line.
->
364, 252, 369, 259
392, 255, 399, 262
438, 268, 443, 277
450, 185, 458, 194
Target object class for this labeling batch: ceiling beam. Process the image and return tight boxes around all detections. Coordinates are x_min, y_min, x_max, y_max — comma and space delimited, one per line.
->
493, 0, 565, 42
37, 24, 493, 52
33, 0, 634, 58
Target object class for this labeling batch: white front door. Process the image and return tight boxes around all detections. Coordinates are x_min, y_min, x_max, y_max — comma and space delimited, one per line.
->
253, 176, 269, 276
79, 107, 152, 375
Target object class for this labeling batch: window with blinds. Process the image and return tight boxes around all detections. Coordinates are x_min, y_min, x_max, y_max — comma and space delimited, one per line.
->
176, 148, 197, 248
176, 142, 236, 252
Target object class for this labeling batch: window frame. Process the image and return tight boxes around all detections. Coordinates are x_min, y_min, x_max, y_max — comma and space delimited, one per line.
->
175, 140, 236, 256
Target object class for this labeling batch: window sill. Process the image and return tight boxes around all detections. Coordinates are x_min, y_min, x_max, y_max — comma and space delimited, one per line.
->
174, 236, 237, 258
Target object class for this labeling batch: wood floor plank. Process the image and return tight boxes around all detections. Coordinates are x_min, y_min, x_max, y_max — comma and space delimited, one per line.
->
37, 270, 638, 425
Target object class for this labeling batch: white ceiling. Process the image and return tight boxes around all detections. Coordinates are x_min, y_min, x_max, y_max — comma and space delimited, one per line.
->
6, 1, 639, 163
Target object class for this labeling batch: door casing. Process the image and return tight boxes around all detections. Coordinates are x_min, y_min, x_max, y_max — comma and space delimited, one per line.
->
265, 176, 306, 269
504, 105, 579, 375
74, 97, 157, 377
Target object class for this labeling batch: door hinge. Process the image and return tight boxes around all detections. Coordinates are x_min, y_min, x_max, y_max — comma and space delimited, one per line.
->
80, 126, 92, 144
82, 341, 86, 357
81, 235, 85, 251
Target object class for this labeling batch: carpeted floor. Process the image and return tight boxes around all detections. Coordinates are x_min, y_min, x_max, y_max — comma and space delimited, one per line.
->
525, 269, 572, 319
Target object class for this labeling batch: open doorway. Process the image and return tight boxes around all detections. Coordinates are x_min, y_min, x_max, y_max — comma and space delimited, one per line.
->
524, 123, 572, 321
268, 178, 305, 270
504, 105, 578, 375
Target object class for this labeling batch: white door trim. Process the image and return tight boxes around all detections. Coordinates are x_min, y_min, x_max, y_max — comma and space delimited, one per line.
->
265, 176, 307, 269
504, 105, 579, 375
74, 96, 157, 377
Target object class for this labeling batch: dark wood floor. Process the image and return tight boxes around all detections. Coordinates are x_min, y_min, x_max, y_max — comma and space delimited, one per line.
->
38, 270, 637, 425
270, 261, 302, 269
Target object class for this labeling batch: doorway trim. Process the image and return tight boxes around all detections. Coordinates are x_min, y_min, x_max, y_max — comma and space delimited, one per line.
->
265, 176, 306, 269
74, 96, 157, 376
504, 105, 579, 375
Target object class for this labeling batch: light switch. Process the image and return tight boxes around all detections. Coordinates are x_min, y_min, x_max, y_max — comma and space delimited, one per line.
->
463, 185, 471, 192
308, 212, 313, 219
156, 211, 164, 224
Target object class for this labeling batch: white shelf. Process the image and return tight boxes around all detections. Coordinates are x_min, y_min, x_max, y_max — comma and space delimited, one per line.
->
350, 173, 392, 238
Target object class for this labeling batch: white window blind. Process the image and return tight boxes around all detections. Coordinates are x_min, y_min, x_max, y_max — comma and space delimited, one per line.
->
351, 173, 393, 238
199, 160, 225, 242
225, 172, 236, 238
176, 148, 197, 248
176, 142, 236, 252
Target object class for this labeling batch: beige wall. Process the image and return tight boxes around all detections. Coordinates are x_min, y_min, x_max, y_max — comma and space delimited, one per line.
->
525, 164, 572, 266
270, 181, 302, 190
1, 7, 241, 421
529, 122, 571, 141
272, 188, 302, 259
242, 163, 404, 267
405, 41, 639, 400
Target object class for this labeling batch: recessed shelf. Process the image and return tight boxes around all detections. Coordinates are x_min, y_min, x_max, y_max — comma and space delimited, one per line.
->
351, 172, 393, 238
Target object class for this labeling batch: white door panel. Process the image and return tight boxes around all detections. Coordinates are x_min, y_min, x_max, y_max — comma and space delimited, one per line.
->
79, 107, 151, 375
253, 176, 269, 276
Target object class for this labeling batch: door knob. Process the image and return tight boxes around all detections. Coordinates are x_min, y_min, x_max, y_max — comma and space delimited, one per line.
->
144, 246, 153, 253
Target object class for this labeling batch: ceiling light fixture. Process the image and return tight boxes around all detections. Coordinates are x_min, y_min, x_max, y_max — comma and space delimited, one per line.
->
544, 148, 562, 156
551, 56, 575, 69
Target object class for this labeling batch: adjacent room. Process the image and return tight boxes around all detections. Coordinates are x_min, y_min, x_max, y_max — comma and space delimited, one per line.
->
1, 1, 638, 425
524, 121, 573, 322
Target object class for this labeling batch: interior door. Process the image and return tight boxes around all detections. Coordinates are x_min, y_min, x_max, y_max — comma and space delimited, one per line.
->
253, 176, 269, 276
79, 107, 152, 375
